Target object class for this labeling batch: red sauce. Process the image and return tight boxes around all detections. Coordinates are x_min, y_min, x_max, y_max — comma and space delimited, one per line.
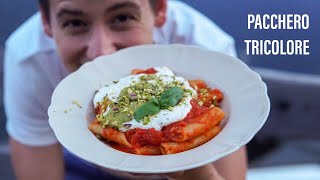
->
123, 99, 209, 146
162, 100, 209, 140
108, 141, 134, 154
162, 121, 186, 142
184, 100, 209, 121
189, 80, 208, 89
144, 68, 157, 74
212, 89, 224, 102
126, 128, 164, 147
95, 105, 102, 115
135, 68, 157, 74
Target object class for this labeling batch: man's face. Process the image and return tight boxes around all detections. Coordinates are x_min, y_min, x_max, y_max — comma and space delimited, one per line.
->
42, 0, 166, 72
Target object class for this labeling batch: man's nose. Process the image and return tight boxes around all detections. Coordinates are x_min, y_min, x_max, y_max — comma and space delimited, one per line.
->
86, 26, 117, 60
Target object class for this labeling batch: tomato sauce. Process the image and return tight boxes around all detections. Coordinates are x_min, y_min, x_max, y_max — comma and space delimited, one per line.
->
184, 100, 209, 120
133, 68, 158, 75
107, 141, 135, 154
126, 128, 164, 147
162, 100, 209, 140
95, 105, 102, 115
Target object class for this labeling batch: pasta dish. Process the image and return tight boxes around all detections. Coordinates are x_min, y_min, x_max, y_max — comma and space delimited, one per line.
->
89, 67, 224, 155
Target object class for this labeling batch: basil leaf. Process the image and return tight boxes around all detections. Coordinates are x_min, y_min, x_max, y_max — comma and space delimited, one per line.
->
134, 102, 160, 121
160, 87, 184, 108
133, 87, 184, 121
150, 97, 160, 106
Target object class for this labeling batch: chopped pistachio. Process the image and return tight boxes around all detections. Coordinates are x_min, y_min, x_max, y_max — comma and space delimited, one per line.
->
111, 121, 120, 126
143, 116, 150, 125
213, 99, 219, 107
72, 100, 82, 108
97, 73, 193, 129
200, 88, 208, 93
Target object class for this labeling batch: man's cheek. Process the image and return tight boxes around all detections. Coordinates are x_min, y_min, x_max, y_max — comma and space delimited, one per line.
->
119, 30, 153, 45
58, 46, 80, 71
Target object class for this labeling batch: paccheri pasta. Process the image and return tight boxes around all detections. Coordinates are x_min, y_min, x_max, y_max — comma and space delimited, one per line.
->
88, 67, 224, 155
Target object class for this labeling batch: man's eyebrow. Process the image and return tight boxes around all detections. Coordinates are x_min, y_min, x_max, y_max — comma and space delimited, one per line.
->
57, 8, 84, 18
106, 1, 140, 12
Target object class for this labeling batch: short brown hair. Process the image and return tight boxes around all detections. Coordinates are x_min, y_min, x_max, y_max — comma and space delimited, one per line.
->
38, 0, 50, 19
38, 0, 158, 20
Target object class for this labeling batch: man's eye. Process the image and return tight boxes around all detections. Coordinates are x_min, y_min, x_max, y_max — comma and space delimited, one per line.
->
62, 19, 88, 34
63, 20, 87, 29
111, 14, 134, 24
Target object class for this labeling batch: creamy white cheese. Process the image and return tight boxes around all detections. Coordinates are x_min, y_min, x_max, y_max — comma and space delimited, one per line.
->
154, 66, 174, 76
120, 95, 193, 131
93, 67, 197, 132
93, 74, 143, 107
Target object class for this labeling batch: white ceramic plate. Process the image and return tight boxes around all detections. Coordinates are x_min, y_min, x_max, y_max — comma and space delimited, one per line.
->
48, 44, 270, 173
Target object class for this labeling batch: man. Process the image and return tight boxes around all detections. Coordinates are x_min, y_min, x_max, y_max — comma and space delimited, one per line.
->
4, 0, 246, 179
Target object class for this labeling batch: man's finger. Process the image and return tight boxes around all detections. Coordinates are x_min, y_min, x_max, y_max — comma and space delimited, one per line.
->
166, 171, 185, 179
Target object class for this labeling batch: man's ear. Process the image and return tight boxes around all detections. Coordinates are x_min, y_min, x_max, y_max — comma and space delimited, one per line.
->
39, 6, 53, 37
154, 0, 167, 27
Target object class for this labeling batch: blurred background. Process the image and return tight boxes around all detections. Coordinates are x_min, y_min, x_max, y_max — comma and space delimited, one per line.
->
1, 0, 320, 179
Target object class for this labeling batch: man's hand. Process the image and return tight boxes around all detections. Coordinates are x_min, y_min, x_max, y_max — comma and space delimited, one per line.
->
127, 164, 222, 180
164, 171, 185, 179
97, 146, 247, 180
166, 164, 224, 180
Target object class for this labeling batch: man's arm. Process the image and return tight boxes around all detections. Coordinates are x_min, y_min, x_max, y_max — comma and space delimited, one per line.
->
214, 146, 247, 179
10, 138, 64, 180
